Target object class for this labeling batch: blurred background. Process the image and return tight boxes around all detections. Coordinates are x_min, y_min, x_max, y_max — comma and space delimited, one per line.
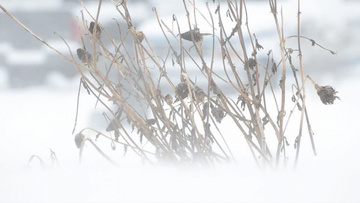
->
0, 0, 359, 88
0, 0, 149, 87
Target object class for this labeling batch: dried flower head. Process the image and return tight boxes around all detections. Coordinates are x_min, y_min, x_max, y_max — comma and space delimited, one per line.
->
202, 102, 210, 120
211, 105, 226, 123
210, 81, 221, 96
315, 84, 340, 105
175, 82, 189, 100
106, 119, 120, 132
245, 58, 257, 70
193, 86, 206, 103
237, 94, 246, 111
255, 39, 264, 51
89, 21, 101, 39
164, 94, 173, 105
271, 61, 277, 74
136, 31, 145, 43
146, 119, 156, 126
253, 33, 263, 51
77, 48, 92, 65
74, 133, 85, 148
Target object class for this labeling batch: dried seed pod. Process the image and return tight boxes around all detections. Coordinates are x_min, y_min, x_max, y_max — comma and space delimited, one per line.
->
106, 119, 120, 132
262, 116, 269, 126
77, 48, 92, 65
136, 31, 144, 43
202, 102, 210, 120
193, 86, 205, 103
89, 21, 101, 39
279, 76, 285, 89
146, 119, 156, 126
155, 89, 162, 101
253, 33, 263, 51
74, 133, 85, 148
180, 28, 202, 42
237, 95, 246, 111
315, 84, 340, 105
164, 94, 173, 105
245, 58, 256, 70
175, 82, 189, 100
255, 39, 263, 51
210, 81, 221, 96
211, 105, 226, 123
271, 61, 277, 74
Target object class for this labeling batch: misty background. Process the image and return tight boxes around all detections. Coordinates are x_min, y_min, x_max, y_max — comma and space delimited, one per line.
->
0, 0, 359, 202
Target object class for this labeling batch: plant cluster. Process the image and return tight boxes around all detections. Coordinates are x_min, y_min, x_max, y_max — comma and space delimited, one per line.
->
0, 0, 339, 168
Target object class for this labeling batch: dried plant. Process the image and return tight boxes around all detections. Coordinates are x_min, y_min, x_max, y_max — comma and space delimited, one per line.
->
0, 0, 339, 168
308, 76, 340, 105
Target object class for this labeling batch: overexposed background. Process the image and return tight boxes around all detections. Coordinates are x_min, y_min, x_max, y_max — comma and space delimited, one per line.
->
0, 0, 359, 202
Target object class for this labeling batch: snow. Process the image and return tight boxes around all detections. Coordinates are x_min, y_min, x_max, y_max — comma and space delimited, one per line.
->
1, 0, 360, 202
0, 43, 46, 66
0, 65, 358, 202
6, 49, 47, 65
0, 0, 62, 11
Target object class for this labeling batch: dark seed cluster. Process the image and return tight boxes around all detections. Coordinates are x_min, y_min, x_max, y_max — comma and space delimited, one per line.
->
315, 85, 340, 105
175, 82, 189, 100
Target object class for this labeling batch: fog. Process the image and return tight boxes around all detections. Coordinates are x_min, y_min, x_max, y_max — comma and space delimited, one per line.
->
0, 0, 359, 202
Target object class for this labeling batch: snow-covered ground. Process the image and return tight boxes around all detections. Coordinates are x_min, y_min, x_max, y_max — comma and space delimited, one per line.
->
0, 69, 359, 202
1, 0, 360, 202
